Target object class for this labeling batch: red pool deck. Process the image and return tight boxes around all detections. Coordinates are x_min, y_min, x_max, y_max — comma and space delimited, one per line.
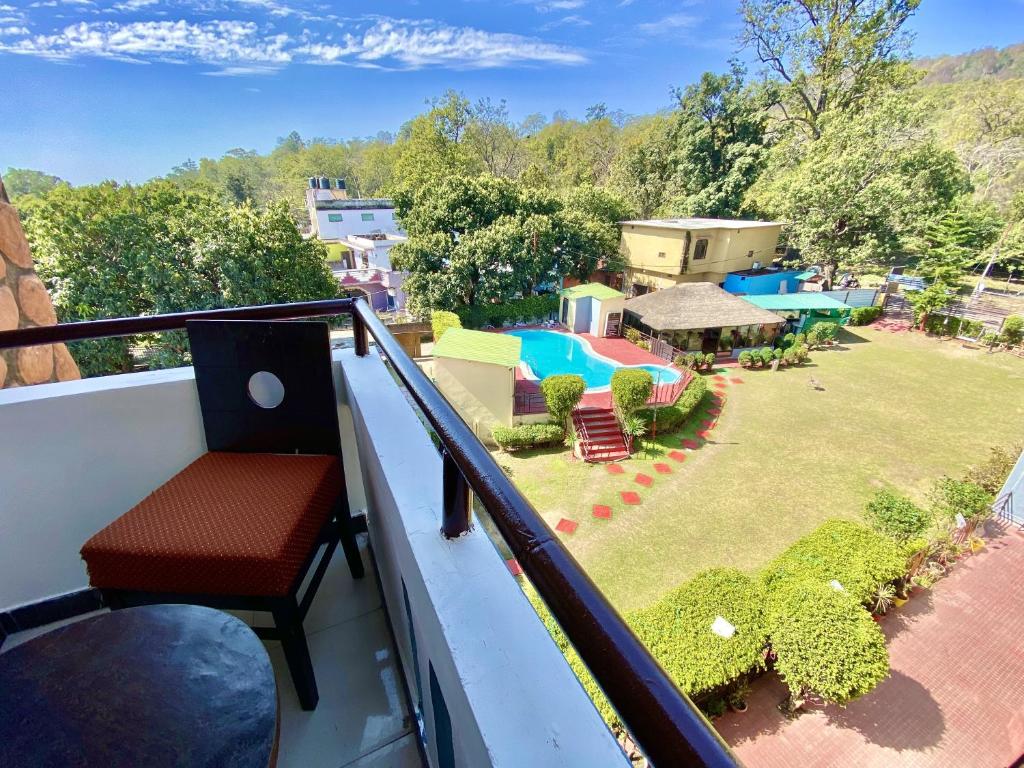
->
509, 329, 690, 409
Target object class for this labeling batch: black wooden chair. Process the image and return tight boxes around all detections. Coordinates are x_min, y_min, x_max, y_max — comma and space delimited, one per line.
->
81, 320, 364, 710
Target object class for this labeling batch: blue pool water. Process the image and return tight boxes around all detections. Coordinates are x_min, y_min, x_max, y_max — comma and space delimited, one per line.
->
506, 330, 681, 391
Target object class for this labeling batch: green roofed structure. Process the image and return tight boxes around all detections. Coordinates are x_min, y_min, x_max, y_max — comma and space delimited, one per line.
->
742, 293, 852, 332
434, 328, 521, 368
432, 329, 528, 442
559, 282, 627, 337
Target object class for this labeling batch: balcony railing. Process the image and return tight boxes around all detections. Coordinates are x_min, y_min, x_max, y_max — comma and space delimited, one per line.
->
0, 298, 737, 768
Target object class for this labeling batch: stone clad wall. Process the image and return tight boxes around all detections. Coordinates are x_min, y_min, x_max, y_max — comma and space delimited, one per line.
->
0, 181, 81, 387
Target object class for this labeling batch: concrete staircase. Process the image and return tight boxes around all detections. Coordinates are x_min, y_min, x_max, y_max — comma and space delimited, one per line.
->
573, 407, 629, 463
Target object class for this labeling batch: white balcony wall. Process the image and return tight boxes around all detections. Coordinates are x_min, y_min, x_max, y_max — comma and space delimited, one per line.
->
338, 349, 627, 768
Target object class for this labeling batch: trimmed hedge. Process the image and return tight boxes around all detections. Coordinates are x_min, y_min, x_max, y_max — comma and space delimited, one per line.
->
761, 519, 906, 605
629, 568, 768, 699
767, 578, 889, 708
610, 368, 654, 418
492, 423, 564, 451
849, 306, 882, 325
456, 294, 559, 328
540, 375, 585, 427
638, 373, 707, 433
431, 310, 461, 342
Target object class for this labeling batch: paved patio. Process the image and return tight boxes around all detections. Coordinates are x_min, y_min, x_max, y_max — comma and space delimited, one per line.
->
715, 523, 1024, 768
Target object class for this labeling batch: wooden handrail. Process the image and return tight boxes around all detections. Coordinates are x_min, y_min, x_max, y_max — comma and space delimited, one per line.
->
0, 298, 738, 768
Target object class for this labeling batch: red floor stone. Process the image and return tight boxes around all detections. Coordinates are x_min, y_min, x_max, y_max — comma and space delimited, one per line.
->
682, 439, 700, 450
667, 450, 687, 462
717, 524, 1024, 768
696, 429, 710, 439
505, 558, 523, 576
701, 419, 716, 429
653, 463, 672, 474
713, 375, 726, 382
620, 491, 641, 505
706, 408, 721, 416
555, 518, 578, 534
729, 377, 744, 384
714, 382, 729, 391
634, 473, 653, 487
605, 463, 624, 475
592, 505, 612, 519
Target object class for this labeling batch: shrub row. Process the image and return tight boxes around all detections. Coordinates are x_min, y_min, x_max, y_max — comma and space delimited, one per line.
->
430, 310, 461, 342
491, 422, 564, 451
610, 368, 654, 418
849, 306, 882, 325
637, 372, 707, 432
457, 294, 559, 328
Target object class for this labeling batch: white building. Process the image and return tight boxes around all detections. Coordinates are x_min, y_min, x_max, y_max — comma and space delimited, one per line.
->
305, 177, 408, 312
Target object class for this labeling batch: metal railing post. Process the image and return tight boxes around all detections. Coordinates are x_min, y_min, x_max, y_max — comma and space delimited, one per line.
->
352, 301, 369, 357
441, 449, 472, 538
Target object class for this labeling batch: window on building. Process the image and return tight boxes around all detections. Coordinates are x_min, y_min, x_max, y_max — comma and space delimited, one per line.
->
657, 251, 666, 259
361, 213, 375, 222
747, 250, 754, 258
693, 238, 708, 260
327, 214, 344, 222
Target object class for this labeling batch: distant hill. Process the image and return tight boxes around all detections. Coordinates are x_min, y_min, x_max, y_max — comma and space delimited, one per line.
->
917, 42, 1024, 84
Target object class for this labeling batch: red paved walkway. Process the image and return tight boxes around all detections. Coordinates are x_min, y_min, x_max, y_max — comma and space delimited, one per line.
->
716, 524, 1024, 768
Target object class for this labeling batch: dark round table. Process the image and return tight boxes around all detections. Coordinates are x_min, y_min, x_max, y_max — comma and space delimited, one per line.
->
0, 604, 278, 768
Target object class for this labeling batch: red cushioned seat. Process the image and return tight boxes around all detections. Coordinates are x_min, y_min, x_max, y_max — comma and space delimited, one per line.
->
81, 452, 341, 597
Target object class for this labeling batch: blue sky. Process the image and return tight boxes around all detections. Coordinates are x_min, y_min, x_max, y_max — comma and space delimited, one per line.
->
1, 0, 1022, 185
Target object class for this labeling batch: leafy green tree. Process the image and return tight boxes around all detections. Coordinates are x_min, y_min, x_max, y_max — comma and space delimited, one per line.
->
748, 86, 967, 285
914, 198, 1004, 281
906, 283, 955, 328
766, 579, 889, 713
607, 114, 676, 217
864, 490, 932, 542
391, 91, 482, 194
929, 477, 992, 524
539, 375, 586, 429
741, 0, 921, 139
2, 168, 66, 199
24, 181, 338, 376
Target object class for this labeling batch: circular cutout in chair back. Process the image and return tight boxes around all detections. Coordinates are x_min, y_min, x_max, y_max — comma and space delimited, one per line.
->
247, 371, 285, 409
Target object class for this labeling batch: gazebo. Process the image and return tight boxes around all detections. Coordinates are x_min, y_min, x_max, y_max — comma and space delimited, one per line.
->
622, 282, 786, 355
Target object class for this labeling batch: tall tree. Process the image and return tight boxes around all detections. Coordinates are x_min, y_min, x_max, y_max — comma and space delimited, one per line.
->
741, 0, 921, 138
2, 168, 66, 199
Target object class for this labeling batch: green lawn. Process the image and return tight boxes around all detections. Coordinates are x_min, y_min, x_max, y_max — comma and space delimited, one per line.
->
494, 327, 1024, 613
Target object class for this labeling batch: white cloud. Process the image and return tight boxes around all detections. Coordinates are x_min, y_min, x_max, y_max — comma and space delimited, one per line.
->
302, 18, 586, 69
111, 0, 159, 10
540, 14, 591, 30
0, 19, 292, 68
636, 13, 700, 35
0, 25, 29, 35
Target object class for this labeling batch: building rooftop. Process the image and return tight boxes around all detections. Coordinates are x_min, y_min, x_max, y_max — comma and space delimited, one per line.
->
620, 217, 783, 231
433, 328, 522, 368
561, 282, 625, 301
624, 282, 786, 331
742, 293, 852, 311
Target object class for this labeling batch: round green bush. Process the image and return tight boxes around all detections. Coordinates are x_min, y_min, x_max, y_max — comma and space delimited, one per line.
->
738, 350, 753, 366
431, 310, 462, 342
629, 568, 768, 698
611, 368, 654, 417
540, 374, 585, 427
864, 489, 931, 542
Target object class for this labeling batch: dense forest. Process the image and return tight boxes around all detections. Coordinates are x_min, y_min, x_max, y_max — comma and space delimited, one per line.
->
4, 1, 1024, 374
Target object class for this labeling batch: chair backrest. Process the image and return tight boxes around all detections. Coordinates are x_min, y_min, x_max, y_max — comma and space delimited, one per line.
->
186, 320, 341, 455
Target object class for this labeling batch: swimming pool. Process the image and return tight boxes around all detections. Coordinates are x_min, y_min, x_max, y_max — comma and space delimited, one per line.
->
506, 330, 681, 391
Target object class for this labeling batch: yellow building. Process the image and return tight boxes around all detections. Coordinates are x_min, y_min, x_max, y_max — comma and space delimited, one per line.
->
619, 218, 783, 295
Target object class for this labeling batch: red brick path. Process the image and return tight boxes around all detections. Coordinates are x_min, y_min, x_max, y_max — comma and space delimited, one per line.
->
716, 524, 1024, 768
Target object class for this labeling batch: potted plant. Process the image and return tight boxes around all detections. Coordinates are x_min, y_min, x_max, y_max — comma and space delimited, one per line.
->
704, 352, 716, 370
871, 583, 896, 616
728, 681, 751, 713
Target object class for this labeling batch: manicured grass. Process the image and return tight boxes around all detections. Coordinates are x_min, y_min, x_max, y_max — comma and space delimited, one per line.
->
493, 327, 1024, 613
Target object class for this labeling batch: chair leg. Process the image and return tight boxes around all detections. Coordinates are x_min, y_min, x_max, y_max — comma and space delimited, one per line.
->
335, 497, 365, 580
272, 598, 319, 711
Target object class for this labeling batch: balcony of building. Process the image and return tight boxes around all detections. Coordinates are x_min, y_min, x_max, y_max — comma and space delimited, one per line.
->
0, 299, 736, 768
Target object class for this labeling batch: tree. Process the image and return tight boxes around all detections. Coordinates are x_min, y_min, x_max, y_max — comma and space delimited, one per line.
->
906, 283, 955, 328
766, 579, 889, 713
741, 0, 921, 139
929, 477, 992, 525
391, 91, 481, 194
465, 98, 526, 178
747, 85, 968, 285
607, 114, 676, 217
430, 311, 461, 342
2, 167, 66, 199
540, 375, 586, 429
914, 198, 1004, 281
662, 66, 773, 218
24, 180, 338, 376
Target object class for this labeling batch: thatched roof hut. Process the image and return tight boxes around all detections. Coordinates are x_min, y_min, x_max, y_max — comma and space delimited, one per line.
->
624, 283, 785, 332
